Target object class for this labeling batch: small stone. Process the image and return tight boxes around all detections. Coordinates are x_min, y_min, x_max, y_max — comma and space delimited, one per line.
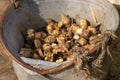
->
79, 38, 87, 46
34, 39, 41, 48
32, 53, 40, 59
56, 58, 63, 63
20, 48, 32, 58
37, 48, 44, 57
73, 34, 80, 40
79, 19, 88, 29
76, 28, 83, 34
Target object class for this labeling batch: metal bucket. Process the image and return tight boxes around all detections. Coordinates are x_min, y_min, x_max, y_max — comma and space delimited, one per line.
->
0, 0, 119, 80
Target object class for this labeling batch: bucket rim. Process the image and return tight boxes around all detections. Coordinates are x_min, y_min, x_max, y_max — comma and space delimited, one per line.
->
0, 0, 119, 74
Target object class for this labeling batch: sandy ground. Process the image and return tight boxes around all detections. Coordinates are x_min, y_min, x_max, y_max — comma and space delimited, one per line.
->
0, 54, 17, 80
105, 4, 120, 80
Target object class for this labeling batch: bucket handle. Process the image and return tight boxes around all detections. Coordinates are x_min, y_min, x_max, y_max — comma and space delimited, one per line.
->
10, 0, 22, 9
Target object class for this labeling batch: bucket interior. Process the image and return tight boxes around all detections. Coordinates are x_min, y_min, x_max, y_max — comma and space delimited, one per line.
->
2, 0, 119, 60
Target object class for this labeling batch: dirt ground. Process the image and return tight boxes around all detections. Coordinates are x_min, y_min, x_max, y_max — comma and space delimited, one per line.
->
0, 1, 18, 80
0, 54, 17, 80
0, 1, 120, 80
105, 4, 120, 80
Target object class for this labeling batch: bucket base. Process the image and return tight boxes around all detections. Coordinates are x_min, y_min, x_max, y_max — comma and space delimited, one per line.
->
13, 61, 101, 80
13, 61, 49, 80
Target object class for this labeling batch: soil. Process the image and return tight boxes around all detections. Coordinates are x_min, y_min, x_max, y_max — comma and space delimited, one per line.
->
0, 54, 17, 80
106, 4, 120, 80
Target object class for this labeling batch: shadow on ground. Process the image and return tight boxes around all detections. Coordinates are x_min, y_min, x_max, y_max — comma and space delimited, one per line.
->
106, 4, 120, 80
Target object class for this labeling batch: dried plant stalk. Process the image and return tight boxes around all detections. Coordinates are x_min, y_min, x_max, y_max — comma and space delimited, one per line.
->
90, 6, 97, 25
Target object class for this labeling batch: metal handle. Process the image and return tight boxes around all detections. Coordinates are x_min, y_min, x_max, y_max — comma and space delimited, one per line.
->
10, 0, 22, 9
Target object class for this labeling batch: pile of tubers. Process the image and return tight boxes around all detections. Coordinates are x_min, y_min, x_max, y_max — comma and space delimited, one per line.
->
19, 14, 102, 63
